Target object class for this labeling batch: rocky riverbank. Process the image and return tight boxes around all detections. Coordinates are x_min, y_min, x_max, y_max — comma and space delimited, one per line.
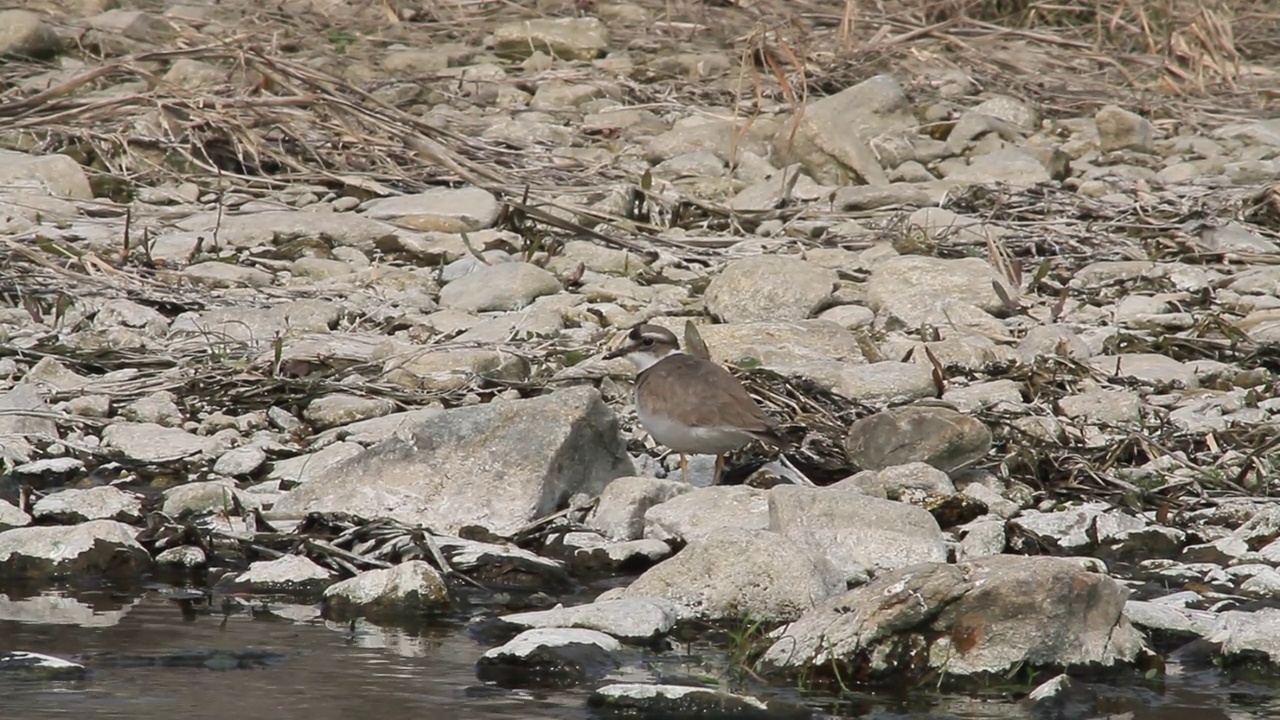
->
2, 0, 1280, 716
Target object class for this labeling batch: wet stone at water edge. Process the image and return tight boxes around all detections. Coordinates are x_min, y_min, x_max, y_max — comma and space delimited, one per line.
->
1, 1, 1280, 719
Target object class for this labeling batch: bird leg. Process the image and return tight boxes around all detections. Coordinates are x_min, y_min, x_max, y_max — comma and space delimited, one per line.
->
712, 454, 724, 486
680, 453, 689, 484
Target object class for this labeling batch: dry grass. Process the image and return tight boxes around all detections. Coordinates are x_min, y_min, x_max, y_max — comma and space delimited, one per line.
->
1, 0, 1279, 509
898, 0, 1274, 92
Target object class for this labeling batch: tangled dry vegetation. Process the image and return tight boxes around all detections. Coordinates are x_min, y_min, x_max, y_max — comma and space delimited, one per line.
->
1, 0, 1279, 512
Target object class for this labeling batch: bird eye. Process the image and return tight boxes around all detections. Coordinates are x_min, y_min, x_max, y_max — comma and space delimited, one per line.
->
641, 337, 654, 347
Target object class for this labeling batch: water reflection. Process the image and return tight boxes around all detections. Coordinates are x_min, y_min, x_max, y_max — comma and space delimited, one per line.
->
0, 590, 138, 627
0, 589, 1278, 720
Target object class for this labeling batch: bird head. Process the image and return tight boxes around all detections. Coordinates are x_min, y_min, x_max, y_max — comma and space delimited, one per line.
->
603, 323, 681, 372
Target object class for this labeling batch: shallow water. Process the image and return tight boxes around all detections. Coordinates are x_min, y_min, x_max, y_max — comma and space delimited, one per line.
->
2, 589, 1279, 720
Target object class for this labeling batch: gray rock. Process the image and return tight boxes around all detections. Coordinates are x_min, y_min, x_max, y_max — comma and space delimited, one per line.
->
12, 457, 84, 486
947, 148, 1051, 187
845, 405, 992, 473
876, 462, 957, 497
95, 299, 170, 335
761, 555, 1144, 680
944, 111, 1024, 155
1136, 560, 1231, 587
155, 545, 207, 568
267, 406, 303, 432
0, 499, 32, 530
1237, 506, 1280, 546
1057, 390, 1142, 426
120, 391, 183, 427
183, 261, 274, 288
274, 387, 634, 536
1123, 600, 1216, 641
942, 379, 1023, 414
169, 209, 400, 252
865, 255, 1016, 315
973, 95, 1039, 129
162, 480, 261, 517
643, 485, 769, 544
1095, 105, 1155, 153
829, 361, 938, 405
24, 358, 89, 394
1214, 118, 1280, 147
63, 394, 112, 418
1241, 568, 1280, 598
102, 422, 216, 463
32, 486, 142, 524
223, 555, 335, 595
171, 301, 339, 347
875, 294, 1009, 338
0, 151, 90, 200
816, 304, 875, 330
957, 519, 1008, 560
0, 10, 62, 58
888, 160, 936, 183
619, 528, 845, 622
1107, 525, 1186, 560
833, 182, 943, 210
0, 521, 150, 580
1069, 260, 1155, 290
567, 537, 673, 575
477, 628, 620, 687
704, 256, 836, 323
655, 122, 771, 170
1017, 326, 1093, 363
1207, 608, 1280, 666
88, 9, 172, 41
730, 167, 836, 211
588, 684, 812, 719
267, 441, 365, 485
530, 81, 604, 110
654, 150, 727, 180
961, 482, 1021, 520
1229, 266, 1280, 297
496, 598, 676, 643
161, 58, 230, 89
1224, 159, 1280, 185
322, 561, 450, 616
546, 241, 649, 278
435, 535, 568, 588
1090, 353, 1199, 389
830, 470, 888, 498
362, 188, 500, 233
211, 446, 267, 477
768, 486, 946, 581
493, 17, 608, 61
1009, 503, 1146, 554
1196, 222, 1280, 255
292, 257, 356, 279
0, 651, 87, 681
303, 393, 396, 430
587, 476, 689, 541
1025, 674, 1098, 720
454, 306, 566, 343
774, 74, 916, 185
696, 320, 866, 370
1181, 536, 1250, 565
438, 262, 562, 312
0, 384, 56, 438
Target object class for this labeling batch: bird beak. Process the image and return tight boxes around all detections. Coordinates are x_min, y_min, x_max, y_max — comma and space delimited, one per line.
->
603, 347, 627, 360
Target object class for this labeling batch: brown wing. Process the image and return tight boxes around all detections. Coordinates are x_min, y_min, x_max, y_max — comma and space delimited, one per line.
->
637, 354, 790, 449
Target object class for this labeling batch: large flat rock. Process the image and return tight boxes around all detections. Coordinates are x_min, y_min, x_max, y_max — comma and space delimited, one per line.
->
274, 387, 634, 536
